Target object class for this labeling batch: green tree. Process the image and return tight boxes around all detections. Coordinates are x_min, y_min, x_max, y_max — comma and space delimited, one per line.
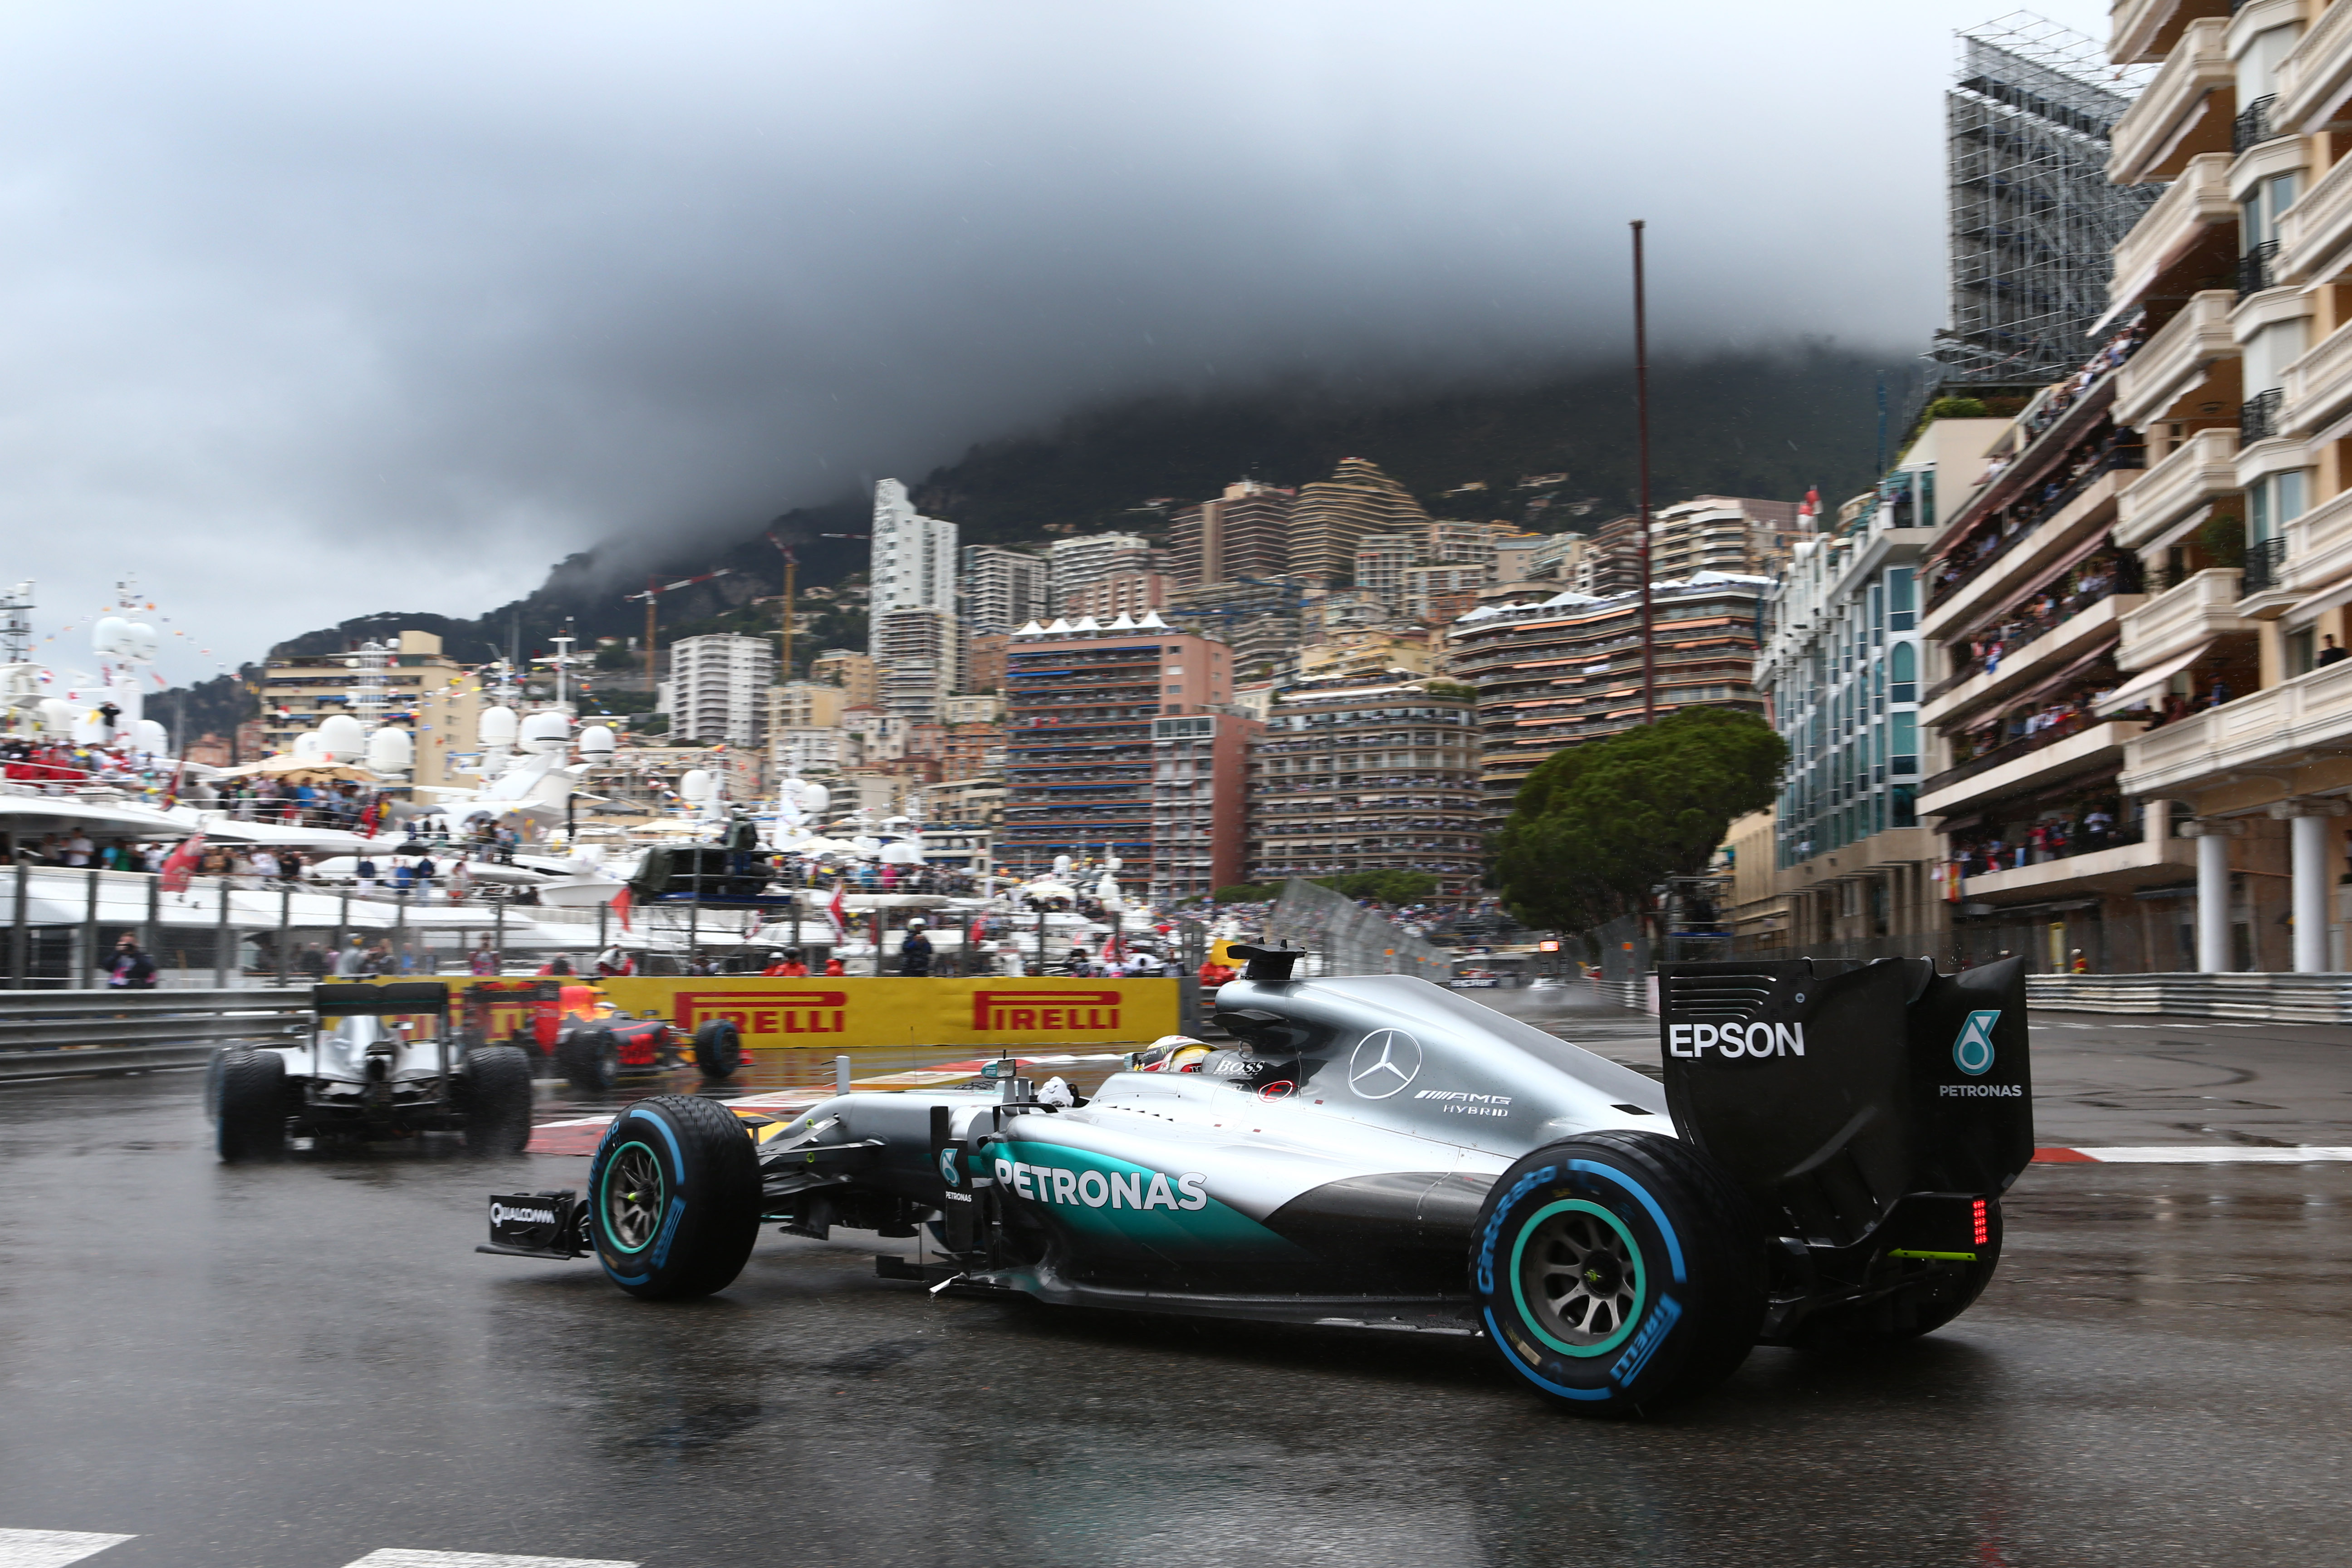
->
1490, 707, 1785, 934
1312, 870, 1438, 904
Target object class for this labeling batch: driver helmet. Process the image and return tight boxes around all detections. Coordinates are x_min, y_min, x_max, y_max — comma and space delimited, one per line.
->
1133, 1034, 1211, 1073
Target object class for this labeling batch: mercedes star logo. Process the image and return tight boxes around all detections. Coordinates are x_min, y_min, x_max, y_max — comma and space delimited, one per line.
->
1348, 1029, 1423, 1099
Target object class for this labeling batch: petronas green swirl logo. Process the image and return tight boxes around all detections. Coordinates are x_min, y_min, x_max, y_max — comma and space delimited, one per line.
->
1953, 1010, 2000, 1077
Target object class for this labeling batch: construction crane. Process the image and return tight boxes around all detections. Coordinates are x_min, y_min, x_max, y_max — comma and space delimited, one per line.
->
623, 568, 734, 683
765, 532, 797, 682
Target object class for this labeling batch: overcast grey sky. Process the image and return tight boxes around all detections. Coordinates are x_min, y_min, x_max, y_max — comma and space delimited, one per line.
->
0, 0, 2115, 679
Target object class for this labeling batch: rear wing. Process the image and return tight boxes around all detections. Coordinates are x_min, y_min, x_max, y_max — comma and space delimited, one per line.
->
1656, 956, 2030, 1247
313, 981, 452, 1016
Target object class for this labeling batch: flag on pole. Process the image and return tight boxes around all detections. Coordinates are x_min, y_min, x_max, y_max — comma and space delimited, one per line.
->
160, 834, 204, 894
610, 886, 633, 931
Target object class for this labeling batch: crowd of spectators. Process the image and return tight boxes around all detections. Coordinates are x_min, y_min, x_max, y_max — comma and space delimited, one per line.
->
1935, 428, 2146, 604
1949, 552, 2142, 683
1951, 803, 2134, 877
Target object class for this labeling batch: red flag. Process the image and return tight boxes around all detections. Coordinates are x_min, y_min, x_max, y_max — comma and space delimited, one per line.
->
609, 886, 633, 931
360, 799, 382, 838
160, 834, 205, 894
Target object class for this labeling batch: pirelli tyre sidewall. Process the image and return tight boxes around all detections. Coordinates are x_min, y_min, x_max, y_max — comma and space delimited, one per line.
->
1472, 1131, 1764, 1416
587, 1094, 761, 1300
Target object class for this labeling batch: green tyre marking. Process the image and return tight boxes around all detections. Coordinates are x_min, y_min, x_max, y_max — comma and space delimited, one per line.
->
1509, 1197, 1647, 1359
598, 1140, 666, 1256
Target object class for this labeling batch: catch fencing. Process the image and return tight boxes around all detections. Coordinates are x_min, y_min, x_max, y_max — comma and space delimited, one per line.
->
1264, 878, 1451, 980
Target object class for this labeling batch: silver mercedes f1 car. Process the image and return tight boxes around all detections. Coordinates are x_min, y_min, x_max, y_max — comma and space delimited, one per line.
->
480, 946, 2033, 1416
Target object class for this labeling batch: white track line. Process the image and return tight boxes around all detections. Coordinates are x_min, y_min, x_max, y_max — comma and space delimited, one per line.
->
0, 1532, 135, 1568
2071, 1145, 2352, 1163
343, 1551, 638, 1568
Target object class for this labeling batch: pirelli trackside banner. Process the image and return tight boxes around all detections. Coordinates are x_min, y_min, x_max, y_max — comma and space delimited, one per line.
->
430, 976, 1180, 1050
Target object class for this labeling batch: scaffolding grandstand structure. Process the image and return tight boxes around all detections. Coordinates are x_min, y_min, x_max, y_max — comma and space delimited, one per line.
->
1929, 12, 2161, 392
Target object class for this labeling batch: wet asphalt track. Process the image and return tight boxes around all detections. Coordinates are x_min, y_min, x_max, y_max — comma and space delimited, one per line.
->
0, 989, 2348, 1567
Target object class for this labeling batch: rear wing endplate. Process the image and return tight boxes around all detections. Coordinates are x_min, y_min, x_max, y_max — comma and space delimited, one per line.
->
1656, 956, 2030, 1247
314, 981, 451, 1016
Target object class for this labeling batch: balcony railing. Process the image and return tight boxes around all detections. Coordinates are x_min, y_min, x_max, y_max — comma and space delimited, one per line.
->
2244, 534, 2288, 593
2278, 0, 2352, 137
1920, 716, 2143, 799
1926, 565, 2142, 703
2240, 240, 2279, 296
2242, 386, 2283, 443
2233, 93, 2275, 154
1953, 816, 2146, 880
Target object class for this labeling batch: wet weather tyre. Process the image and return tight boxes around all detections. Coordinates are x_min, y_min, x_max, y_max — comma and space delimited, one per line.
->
587, 1093, 760, 1300
215, 1049, 289, 1163
1794, 1202, 2004, 1349
202, 1046, 231, 1122
693, 1019, 742, 1081
560, 1028, 619, 1093
1470, 1131, 1764, 1417
461, 1046, 534, 1156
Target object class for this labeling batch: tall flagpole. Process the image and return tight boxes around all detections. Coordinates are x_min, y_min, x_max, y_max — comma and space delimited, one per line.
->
1633, 220, 1655, 725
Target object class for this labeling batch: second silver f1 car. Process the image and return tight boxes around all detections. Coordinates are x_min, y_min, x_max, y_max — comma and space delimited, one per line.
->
480, 946, 2034, 1416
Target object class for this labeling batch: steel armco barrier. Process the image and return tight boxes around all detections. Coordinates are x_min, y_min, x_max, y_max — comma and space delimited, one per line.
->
2025, 971, 2352, 1024
0, 988, 310, 1080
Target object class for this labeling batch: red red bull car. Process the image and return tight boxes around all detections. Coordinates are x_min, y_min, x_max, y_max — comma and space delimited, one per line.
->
458, 980, 741, 1092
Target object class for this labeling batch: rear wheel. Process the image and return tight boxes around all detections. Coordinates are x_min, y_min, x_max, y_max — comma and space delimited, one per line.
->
587, 1095, 761, 1299
559, 1028, 619, 1093
461, 1046, 534, 1155
215, 1050, 289, 1162
693, 1019, 743, 1081
1471, 1131, 1764, 1417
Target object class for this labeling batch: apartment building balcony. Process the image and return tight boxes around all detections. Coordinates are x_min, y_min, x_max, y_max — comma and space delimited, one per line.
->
1918, 720, 2148, 822
2112, 0, 2229, 64
2277, 0, 2352, 136
1923, 470, 2131, 637
2110, 20, 2233, 184
2123, 655, 2352, 795
2116, 568, 2256, 670
2114, 427, 2240, 551
2115, 289, 2238, 428
1959, 835, 2197, 902
1923, 594, 2143, 729
2282, 316, 2352, 439
2274, 140, 2352, 285
2273, 486, 2352, 604
2108, 153, 2236, 315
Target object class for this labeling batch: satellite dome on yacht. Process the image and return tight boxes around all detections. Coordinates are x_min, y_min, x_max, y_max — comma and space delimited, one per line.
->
315, 714, 366, 761
365, 727, 414, 775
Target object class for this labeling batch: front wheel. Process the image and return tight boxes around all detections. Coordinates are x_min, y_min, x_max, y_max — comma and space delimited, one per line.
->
559, 1029, 619, 1094
1471, 1131, 1764, 1417
215, 1049, 289, 1162
587, 1095, 761, 1299
692, 1019, 742, 1081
